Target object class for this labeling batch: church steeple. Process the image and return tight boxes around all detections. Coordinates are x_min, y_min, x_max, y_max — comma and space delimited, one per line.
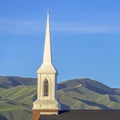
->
43, 11, 52, 64
37, 12, 56, 74
32, 12, 59, 117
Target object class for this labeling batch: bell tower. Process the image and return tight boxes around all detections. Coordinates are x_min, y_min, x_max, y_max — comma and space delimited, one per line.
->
32, 12, 59, 120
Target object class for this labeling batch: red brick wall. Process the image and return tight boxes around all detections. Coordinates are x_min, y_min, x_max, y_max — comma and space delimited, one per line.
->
32, 109, 58, 120
32, 110, 40, 120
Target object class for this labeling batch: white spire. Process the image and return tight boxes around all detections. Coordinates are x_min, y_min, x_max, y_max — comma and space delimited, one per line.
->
37, 11, 56, 74
43, 11, 52, 64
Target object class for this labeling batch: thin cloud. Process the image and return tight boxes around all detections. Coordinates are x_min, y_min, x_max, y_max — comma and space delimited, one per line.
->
52, 23, 120, 33
0, 20, 42, 34
0, 19, 120, 34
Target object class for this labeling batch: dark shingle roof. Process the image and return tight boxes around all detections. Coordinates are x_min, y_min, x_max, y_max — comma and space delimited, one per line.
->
40, 110, 120, 120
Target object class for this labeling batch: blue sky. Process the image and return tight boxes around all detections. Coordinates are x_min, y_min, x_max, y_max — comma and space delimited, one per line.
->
0, 0, 120, 88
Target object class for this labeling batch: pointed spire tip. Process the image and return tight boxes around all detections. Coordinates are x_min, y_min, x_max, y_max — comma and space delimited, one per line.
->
47, 10, 50, 15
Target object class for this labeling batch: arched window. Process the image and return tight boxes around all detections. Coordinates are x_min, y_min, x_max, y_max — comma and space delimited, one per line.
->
44, 79, 49, 96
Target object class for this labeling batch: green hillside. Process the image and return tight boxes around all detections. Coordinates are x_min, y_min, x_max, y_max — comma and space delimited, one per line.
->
0, 85, 36, 120
0, 76, 120, 120
57, 78, 120, 109
0, 76, 36, 88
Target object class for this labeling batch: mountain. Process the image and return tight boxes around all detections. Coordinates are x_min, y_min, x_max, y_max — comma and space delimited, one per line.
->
57, 78, 120, 110
0, 76, 120, 120
0, 76, 36, 88
58, 78, 120, 95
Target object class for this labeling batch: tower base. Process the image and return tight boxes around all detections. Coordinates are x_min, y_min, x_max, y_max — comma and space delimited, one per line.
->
32, 109, 59, 120
32, 99, 60, 120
